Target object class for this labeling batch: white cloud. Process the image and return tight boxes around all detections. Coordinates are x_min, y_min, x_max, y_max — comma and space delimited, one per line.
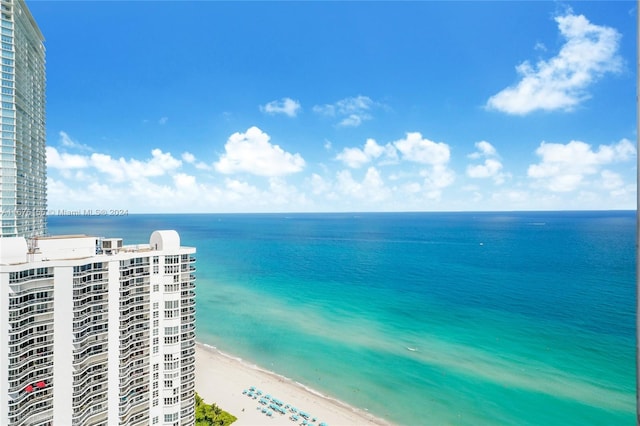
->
466, 141, 508, 184
335, 167, 391, 202
527, 138, 635, 192
467, 159, 503, 179
468, 140, 497, 159
182, 151, 210, 170
335, 138, 397, 168
420, 164, 455, 199
90, 149, 182, 182
173, 173, 197, 191
195, 162, 212, 170
214, 126, 305, 176
313, 95, 378, 127
534, 42, 547, 52
159, 117, 168, 125
224, 178, 259, 198
487, 12, 622, 115
59, 131, 92, 151
309, 173, 331, 196
47, 146, 90, 169
48, 147, 182, 183
599, 169, 623, 190
182, 152, 196, 163
393, 132, 450, 165
46, 128, 636, 213
260, 97, 301, 117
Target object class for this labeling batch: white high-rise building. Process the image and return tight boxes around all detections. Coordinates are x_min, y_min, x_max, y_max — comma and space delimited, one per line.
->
0, 0, 47, 238
0, 230, 197, 426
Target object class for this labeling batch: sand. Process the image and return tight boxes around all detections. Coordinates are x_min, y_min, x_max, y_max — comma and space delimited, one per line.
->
195, 343, 392, 426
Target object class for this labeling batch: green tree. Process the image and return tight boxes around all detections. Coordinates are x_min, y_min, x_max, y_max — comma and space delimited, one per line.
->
195, 392, 237, 426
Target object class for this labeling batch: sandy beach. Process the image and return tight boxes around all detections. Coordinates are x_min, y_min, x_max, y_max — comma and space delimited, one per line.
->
195, 343, 391, 426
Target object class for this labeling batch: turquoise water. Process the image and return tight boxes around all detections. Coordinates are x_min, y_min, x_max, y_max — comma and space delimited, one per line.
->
48, 211, 636, 425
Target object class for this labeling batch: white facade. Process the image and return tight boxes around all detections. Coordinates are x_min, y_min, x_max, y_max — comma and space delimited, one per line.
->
0, 0, 47, 238
0, 231, 196, 426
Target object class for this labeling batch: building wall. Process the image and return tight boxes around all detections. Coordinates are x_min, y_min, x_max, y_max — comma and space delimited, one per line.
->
5, 265, 55, 426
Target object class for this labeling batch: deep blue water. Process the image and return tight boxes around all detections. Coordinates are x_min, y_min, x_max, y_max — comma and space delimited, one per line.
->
48, 211, 636, 425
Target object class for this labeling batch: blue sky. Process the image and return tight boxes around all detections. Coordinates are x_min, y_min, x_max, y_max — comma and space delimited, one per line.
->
31, 1, 636, 213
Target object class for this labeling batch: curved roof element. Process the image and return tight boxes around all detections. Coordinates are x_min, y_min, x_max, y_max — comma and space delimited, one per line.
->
149, 230, 181, 251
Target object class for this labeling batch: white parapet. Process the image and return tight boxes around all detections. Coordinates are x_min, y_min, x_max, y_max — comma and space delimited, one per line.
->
35, 235, 96, 260
0, 237, 28, 265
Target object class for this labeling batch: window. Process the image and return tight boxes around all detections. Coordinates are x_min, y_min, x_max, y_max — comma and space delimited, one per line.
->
165, 301, 179, 309
164, 415, 172, 423
164, 396, 179, 405
164, 336, 179, 344
164, 326, 179, 335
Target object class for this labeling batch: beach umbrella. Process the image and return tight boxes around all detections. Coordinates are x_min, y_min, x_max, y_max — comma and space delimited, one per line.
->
36, 381, 46, 388
25, 385, 33, 393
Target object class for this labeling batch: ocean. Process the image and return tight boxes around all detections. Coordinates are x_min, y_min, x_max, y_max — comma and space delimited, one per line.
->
48, 211, 636, 425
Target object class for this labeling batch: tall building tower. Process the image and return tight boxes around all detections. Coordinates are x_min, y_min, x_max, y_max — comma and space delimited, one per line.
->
0, 0, 47, 238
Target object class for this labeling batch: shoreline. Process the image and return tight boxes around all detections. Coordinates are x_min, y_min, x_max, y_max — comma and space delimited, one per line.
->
195, 341, 391, 426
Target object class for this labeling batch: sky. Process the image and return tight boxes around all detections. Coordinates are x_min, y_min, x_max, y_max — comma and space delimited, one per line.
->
30, 1, 637, 213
